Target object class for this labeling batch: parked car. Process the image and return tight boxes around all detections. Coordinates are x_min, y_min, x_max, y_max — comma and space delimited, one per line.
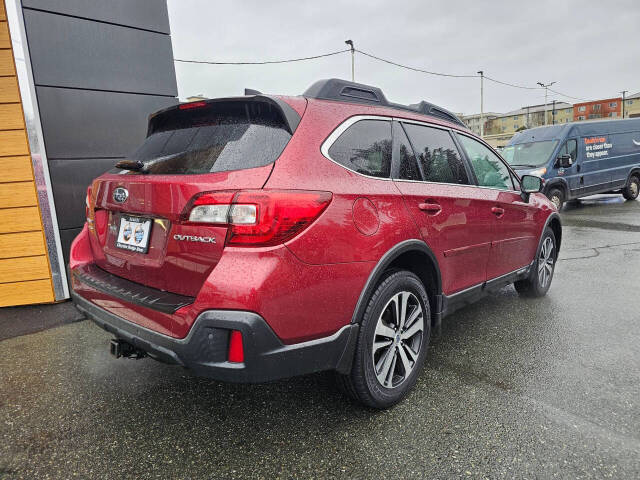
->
70, 79, 561, 408
503, 118, 640, 210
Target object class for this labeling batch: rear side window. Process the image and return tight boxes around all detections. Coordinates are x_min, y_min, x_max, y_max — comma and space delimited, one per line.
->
328, 120, 392, 178
123, 101, 292, 175
456, 134, 514, 190
403, 123, 469, 185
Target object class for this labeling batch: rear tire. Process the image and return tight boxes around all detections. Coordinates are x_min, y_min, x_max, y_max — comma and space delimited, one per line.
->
514, 227, 557, 298
622, 175, 639, 201
336, 270, 431, 409
547, 188, 565, 211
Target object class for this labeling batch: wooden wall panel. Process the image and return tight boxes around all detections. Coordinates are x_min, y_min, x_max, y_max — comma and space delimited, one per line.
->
0, 48, 14, 75
0, 20, 9, 49
0, 155, 32, 181
0, 255, 50, 283
0, 76, 20, 102
0, 207, 42, 233
0, 129, 29, 156
0, 102, 24, 128
0, 231, 46, 258
0, 0, 55, 306
0, 279, 54, 307
0, 181, 37, 208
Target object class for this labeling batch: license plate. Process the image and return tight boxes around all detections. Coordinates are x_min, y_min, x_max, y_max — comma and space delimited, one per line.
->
116, 215, 153, 253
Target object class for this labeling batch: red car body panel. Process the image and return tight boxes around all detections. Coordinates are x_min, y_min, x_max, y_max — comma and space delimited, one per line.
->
70, 89, 558, 368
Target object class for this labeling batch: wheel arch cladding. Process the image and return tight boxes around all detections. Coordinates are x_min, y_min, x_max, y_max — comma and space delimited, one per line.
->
351, 239, 442, 326
545, 179, 568, 197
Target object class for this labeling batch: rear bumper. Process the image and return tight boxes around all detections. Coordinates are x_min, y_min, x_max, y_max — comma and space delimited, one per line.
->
72, 291, 358, 383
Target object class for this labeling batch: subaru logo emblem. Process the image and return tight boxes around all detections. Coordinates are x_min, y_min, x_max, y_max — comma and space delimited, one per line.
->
113, 187, 128, 203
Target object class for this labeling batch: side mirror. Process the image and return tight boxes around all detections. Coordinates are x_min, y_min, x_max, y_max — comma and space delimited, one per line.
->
520, 175, 543, 202
556, 154, 573, 168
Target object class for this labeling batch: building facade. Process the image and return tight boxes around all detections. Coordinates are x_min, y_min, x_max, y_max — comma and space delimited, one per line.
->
624, 92, 640, 118
1, 0, 177, 307
460, 112, 499, 136
573, 97, 621, 121
485, 102, 573, 136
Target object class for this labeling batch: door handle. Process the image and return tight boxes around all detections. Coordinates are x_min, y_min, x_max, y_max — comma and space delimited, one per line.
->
491, 207, 505, 217
418, 202, 442, 214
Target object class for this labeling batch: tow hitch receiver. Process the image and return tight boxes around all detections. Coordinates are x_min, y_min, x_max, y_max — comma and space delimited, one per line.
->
110, 339, 147, 359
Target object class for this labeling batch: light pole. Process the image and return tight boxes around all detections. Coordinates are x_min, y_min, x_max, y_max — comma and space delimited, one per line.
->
621, 90, 627, 118
345, 40, 355, 82
537, 81, 556, 125
478, 70, 484, 138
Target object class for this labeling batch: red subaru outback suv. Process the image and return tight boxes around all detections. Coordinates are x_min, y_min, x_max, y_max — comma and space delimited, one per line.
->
70, 79, 561, 408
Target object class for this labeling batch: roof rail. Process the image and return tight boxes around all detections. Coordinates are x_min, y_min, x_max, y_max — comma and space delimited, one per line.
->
303, 78, 467, 128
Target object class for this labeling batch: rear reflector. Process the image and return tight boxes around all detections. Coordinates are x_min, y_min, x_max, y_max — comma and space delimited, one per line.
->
228, 330, 244, 363
185, 190, 332, 247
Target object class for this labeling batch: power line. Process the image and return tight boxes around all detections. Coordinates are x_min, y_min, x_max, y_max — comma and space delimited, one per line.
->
355, 49, 477, 78
174, 48, 350, 65
547, 87, 587, 102
483, 75, 541, 90
174, 46, 591, 103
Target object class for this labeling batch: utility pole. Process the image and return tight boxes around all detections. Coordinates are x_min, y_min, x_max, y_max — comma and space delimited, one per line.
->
478, 70, 484, 138
621, 90, 627, 118
552, 100, 556, 125
345, 40, 355, 82
537, 81, 556, 125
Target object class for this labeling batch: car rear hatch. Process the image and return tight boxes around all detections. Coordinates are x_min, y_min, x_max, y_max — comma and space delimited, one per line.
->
86, 96, 303, 298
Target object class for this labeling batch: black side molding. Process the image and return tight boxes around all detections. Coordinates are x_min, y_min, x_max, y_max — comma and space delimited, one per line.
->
350, 239, 443, 325
72, 264, 195, 314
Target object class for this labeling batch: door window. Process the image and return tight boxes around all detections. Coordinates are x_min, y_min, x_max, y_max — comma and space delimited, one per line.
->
559, 139, 577, 162
328, 120, 392, 178
394, 124, 420, 181
403, 123, 469, 184
456, 134, 514, 190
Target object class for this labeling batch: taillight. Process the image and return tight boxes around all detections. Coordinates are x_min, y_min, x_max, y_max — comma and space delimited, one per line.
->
185, 190, 332, 247
85, 185, 94, 229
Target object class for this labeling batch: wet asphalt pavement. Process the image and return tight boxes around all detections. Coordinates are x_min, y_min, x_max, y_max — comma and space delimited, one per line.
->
1, 196, 639, 479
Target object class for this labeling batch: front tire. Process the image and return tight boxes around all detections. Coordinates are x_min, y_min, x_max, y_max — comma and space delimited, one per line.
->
336, 270, 431, 409
547, 188, 565, 211
514, 227, 557, 298
622, 174, 639, 201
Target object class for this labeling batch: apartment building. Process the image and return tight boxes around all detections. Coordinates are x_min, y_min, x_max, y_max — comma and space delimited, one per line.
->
460, 112, 499, 136
623, 92, 640, 118
573, 97, 621, 121
486, 102, 573, 136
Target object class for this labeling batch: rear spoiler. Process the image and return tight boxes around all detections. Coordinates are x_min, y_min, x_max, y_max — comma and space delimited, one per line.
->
147, 95, 302, 136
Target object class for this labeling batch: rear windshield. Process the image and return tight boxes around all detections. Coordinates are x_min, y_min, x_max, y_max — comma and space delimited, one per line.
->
118, 101, 292, 175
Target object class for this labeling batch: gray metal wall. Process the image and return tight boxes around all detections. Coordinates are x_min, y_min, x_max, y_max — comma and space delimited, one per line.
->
21, 0, 178, 262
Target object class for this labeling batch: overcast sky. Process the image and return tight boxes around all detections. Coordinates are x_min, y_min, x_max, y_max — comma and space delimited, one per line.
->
167, 0, 640, 115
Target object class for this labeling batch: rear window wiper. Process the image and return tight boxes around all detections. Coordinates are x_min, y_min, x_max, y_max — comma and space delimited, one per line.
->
115, 160, 147, 173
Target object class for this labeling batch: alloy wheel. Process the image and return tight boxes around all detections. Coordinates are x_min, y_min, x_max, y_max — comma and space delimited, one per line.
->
538, 236, 555, 288
371, 291, 424, 389
631, 180, 639, 197
551, 195, 561, 209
